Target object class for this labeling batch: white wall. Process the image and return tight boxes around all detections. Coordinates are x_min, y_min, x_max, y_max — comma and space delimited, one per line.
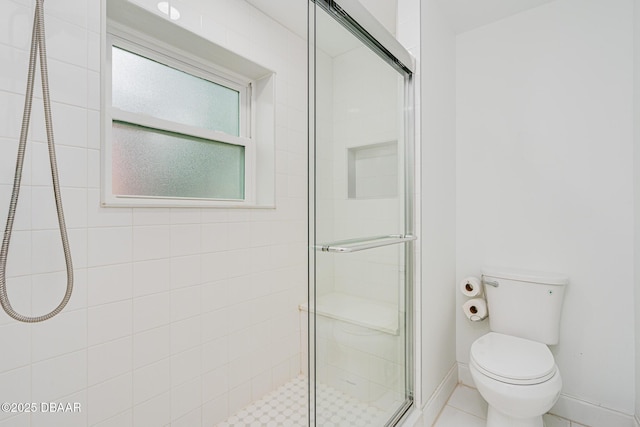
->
635, 0, 640, 422
418, 0, 458, 413
456, 0, 635, 416
0, 1, 307, 426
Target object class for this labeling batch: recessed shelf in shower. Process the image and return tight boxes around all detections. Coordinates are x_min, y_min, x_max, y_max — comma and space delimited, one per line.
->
347, 141, 398, 200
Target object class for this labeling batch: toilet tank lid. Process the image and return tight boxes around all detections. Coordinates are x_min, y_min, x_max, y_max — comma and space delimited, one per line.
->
482, 267, 569, 286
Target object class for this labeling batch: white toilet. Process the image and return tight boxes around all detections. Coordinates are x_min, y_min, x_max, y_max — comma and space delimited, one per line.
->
469, 267, 568, 427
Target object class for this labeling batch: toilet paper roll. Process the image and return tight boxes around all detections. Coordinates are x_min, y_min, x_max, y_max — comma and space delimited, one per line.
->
462, 298, 488, 322
460, 276, 483, 297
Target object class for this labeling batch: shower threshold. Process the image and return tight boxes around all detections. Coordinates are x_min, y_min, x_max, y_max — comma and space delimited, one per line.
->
215, 375, 390, 426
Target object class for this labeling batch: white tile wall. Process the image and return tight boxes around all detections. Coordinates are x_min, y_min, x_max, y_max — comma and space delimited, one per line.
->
0, 0, 308, 426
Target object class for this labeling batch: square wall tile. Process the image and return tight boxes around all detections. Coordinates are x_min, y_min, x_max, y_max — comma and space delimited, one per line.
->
31, 229, 66, 274
0, 322, 30, 372
202, 336, 228, 373
171, 286, 202, 322
228, 381, 251, 415
132, 208, 170, 225
170, 208, 201, 224
47, 59, 87, 108
133, 259, 171, 297
133, 358, 170, 405
31, 101, 88, 149
31, 308, 87, 362
170, 255, 201, 289
201, 394, 228, 427
133, 292, 171, 333
87, 373, 133, 426
133, 325, 170, 369
201, 281, 230, 313
201, 223, 229, 253
171, 316, 201, 354
31, 350, 87, 402
171, 347, 202, 386
54, 145, 88, 188
88, 336, 132, 386
88, 263, 133, 306
201, 308, 230, 342
202, 365, 228, 403
88, 226, 132, 267
132, 225, 170, 262
171, 224, 202, 256
88, 299, 132, 346
133, 392, 171, 427
171, 377, 202, 421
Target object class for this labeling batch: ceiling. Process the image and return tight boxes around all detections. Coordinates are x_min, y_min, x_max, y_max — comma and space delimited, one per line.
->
245, 0, 366, 57
246, 0, 558, 39
244, 0, 307, 41
245, 0, 397, 40
436, 0, 556, 34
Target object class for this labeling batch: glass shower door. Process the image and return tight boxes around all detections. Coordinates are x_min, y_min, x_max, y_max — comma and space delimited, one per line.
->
308, 1, 415, 425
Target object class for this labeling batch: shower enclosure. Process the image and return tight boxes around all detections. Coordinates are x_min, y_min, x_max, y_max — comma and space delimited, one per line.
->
307, 1, 416, 425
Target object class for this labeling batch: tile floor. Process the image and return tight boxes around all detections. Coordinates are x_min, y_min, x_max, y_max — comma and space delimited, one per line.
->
433, 384, 590, 427
215, 376, 590, 427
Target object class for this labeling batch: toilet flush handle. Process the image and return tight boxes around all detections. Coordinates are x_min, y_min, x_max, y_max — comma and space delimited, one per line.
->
483, 279, 499, 288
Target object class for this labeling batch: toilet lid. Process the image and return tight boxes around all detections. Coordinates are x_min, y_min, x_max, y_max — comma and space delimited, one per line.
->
471, 332, 557, 385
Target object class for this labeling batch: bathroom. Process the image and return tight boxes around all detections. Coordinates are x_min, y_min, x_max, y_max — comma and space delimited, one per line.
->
0, 0, 637, 426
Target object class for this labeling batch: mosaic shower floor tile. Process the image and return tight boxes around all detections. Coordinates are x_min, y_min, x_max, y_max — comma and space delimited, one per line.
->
215, 376, 389, 427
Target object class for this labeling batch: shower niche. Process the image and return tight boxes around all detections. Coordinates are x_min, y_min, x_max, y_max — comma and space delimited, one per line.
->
347, 141, 399, 200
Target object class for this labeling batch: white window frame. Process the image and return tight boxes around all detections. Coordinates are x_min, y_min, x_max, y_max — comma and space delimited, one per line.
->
102, 28, 258, 207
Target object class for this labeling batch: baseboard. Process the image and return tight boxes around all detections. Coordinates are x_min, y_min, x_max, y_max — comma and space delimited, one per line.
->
419, 363, 458, 427
550, 394, 636, 427
457, 362, 635, 427
457, 362, 474, 388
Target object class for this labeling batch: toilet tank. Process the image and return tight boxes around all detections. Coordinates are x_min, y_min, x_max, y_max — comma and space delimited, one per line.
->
482, 267, 568, 345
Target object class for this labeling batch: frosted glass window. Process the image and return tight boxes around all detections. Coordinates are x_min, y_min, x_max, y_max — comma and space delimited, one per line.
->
112, 122, 245, 200
112, 47, 240, 136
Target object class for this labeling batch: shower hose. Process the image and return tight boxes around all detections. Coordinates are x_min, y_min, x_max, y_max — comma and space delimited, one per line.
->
0, 0, 73, 323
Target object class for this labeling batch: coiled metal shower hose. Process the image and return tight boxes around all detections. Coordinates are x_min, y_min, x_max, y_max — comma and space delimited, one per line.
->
0, 0, 73, 323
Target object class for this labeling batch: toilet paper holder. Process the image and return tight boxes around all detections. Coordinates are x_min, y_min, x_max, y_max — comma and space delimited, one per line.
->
483, 279, 499, 288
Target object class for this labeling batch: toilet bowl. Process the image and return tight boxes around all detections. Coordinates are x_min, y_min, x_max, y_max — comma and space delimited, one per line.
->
469, 332, 562, 427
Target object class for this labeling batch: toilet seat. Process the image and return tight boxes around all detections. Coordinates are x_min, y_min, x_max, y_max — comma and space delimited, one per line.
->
471, 332, 557, 385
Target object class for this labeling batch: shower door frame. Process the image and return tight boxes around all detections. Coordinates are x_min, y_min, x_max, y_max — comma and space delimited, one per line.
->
307, 1, 416, 425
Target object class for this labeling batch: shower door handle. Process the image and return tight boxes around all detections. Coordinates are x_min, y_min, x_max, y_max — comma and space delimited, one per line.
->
316, 234, 416, 253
